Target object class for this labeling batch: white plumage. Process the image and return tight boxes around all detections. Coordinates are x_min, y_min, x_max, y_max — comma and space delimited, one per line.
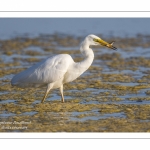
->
11, 34, 117, 103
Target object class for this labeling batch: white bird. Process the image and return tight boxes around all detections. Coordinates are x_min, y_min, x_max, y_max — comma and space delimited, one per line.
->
11, 34, 117, 103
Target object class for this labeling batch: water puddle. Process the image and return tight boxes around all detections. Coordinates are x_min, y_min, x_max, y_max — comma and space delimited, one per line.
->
70, 110, 126, 121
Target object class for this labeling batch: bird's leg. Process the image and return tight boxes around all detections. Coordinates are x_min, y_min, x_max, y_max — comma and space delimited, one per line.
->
41, 84, 52, 103
60, 85, 64, 103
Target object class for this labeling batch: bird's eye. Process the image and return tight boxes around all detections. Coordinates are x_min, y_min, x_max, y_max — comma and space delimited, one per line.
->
93, 38, 97, 42
93, 38, 98, 43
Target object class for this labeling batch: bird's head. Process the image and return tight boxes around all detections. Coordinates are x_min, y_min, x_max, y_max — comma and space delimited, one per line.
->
86, 34, 117, 50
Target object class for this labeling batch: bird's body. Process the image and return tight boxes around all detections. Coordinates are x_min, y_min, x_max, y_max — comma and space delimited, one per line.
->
12, 53, 91, 88
11, 34, 116, 103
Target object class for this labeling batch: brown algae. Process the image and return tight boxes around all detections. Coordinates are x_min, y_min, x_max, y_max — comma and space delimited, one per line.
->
0, 34, 150, 132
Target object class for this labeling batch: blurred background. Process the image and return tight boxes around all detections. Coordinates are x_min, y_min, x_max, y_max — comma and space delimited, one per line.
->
0, 18, 150, 39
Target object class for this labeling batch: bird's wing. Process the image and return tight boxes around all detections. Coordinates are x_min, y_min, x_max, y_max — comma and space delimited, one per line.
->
11, 54, 72, 86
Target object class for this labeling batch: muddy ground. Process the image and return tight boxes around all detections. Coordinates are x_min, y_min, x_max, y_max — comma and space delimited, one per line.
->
0, 33, 150, 132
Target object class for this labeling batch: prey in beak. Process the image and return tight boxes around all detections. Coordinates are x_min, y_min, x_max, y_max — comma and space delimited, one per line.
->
94, 38, 117, 50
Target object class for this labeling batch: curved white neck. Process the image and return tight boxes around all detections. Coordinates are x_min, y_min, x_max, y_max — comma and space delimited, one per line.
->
75, 40, 94, 73
80, 40, 94, 59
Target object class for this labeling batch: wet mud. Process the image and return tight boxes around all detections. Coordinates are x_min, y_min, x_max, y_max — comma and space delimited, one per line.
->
0, 33, 150, 132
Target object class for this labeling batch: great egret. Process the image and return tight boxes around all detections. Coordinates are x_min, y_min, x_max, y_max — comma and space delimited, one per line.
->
11, 34, 117, 103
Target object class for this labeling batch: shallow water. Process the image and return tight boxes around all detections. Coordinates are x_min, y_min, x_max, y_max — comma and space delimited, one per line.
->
0, 33, 150, 132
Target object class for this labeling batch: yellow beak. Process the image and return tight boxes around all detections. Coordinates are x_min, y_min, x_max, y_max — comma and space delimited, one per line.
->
95, 38, 117, 50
